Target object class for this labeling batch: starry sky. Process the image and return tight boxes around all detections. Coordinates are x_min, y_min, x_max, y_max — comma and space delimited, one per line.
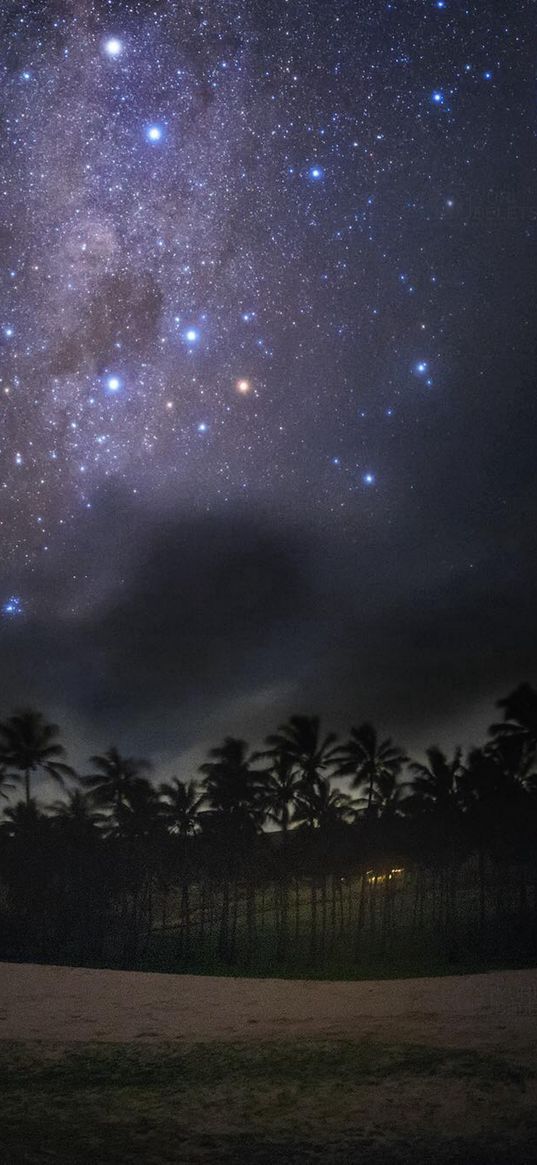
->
1, 0, 536, 771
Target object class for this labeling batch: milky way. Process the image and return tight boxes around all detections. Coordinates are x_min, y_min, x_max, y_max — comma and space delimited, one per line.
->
1, 1, 536, 757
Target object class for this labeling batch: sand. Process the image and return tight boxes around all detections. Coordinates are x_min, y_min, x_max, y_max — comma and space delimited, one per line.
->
1, 961, 537, 1052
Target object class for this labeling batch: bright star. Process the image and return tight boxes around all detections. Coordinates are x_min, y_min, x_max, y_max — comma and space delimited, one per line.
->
2, 596, 22, 617
184, 328, 200, 345
483, 71, 493, 81
146, 124, 164, 143
105, 375, 122, 393
415, 361, 428, 375
104, 38, 123, 58
363, 473, 375, 486
236, 378, 251, 394
3, 326, 14, 338
197, 422, 208, 433
309, 165, 324, 180
432, 90, 444, 104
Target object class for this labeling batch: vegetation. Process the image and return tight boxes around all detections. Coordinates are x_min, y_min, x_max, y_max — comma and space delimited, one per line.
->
1, 684, 537, 976
0, 1039, 535, 1163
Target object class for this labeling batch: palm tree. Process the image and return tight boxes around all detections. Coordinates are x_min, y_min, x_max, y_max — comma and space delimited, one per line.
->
200, 737, 264, 824
0, 709, 74, 805
200, 738, 264, 961
159, 778, 205, 837
49, 788, 103, 829
83, 747, 152, 813
490, 683, 537, 752
264, 715, 339, 793
336, 723, 406, 816
158, 779, 205, 950
406, 747, 462, 813
1, 797, 43, 837
257, 754, 299, 835
405, 747, 465, 933
293, 776, 352, 831
292, 776, 352, 960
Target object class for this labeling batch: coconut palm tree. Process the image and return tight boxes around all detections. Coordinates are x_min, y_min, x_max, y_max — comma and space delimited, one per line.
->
158, 778, 205, 951
257, 754, 299, 835
200, 737, 264, 824
490, 683, 537, 752
406, 747, 463, 813
49, 788, 103, 826
292, 776, 352, 960
0, 709, 74, 805
335, 723, 406, 816
159, 778, 205, 837
83, 747, 152, 813
200, 738, 264, 961
1, 797, 43, 836
263, 715, 339, 793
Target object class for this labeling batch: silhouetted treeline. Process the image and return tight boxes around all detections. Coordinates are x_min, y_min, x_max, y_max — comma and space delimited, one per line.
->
1, 685, 537, 975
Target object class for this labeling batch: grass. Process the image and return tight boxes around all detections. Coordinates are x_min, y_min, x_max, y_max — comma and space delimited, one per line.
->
141, 923, 537, 982
2, 1039, 536, 1163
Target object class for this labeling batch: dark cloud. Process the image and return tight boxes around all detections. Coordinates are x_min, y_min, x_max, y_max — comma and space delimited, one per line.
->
2, 484, 537, 768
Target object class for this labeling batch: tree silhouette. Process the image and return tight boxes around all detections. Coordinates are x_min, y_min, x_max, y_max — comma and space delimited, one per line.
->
83, 747, 152, 814
0, 709, 74, 805
264, 715, 339, 793
335, 723, 406, 817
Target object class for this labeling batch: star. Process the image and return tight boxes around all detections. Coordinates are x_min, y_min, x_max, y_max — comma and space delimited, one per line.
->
431, 91, 444, 105
184, 328, 200, 345
363, 473, 375, 486
146, 124, 164, 143
236, 378, 251, 394
105, 375, 122, 393
103, 38, 123, 58
2, 595, 22, 617
197, 422, 208, 433
415, 361, 429, 375
308, 165, 324, 181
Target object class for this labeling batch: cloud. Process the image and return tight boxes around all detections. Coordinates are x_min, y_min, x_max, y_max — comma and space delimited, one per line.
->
1, 483, 536, 769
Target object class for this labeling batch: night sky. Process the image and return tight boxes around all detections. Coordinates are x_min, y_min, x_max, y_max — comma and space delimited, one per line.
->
1, 0, 536, 774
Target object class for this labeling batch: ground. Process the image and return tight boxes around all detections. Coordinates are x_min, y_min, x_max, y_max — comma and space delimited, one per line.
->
2, 962, 537, 1163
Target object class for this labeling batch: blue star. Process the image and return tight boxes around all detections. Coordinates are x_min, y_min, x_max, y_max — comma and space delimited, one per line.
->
105, 374, 122, 393
483, 70, 493, 81
2, 595, 22, 617
3, 326, 14, 338
197, 421, 208, 433
431, 90, 445, 105
184, 327, 200, 345
415, 361, 429, 376
308, 165, 324, 181
146, 124, 164, 144
104, 38, 123, 58
332, 457, 341, 465
363, 473, 375, 486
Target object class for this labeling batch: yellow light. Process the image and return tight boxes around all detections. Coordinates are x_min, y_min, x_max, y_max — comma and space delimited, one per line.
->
236, 378, 251, 394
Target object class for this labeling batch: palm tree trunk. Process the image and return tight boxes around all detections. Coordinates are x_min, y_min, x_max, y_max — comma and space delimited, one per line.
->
24, 769, 31, 806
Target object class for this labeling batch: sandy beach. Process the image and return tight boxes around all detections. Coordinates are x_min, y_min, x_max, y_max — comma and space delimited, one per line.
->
1, 961, 537, 1054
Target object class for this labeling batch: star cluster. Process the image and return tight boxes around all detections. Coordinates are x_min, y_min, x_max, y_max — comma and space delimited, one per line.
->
0, 0, 536, 628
